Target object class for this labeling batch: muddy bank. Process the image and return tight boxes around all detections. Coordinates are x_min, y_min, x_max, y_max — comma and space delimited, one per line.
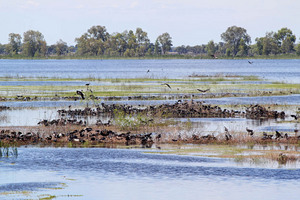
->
57, 101, 286, 120
1, 124, 299, 147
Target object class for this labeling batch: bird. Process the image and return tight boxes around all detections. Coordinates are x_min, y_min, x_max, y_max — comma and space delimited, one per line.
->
248, 61, 253, 64
210, 54, 218, 59
162, 83, 171, 89
76, 90, 85, 99
225, 133, 232, 141
155, 133, 161, 142
246, 127, 254, 136
197, 89, 210, 93
291, 115, 298, 120
224, 126, 229, 133
147, 69, 150, 73
86, 83, 90, 90
275, 131, 282, 139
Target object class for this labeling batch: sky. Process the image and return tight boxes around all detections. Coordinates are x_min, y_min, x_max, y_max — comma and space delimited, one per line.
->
0, 0, 300, 46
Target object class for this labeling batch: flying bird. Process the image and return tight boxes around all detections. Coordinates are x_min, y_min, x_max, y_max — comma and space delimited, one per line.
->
76, 90, 85, 100
248, 61, 253, 64
291, 115, 298, 120
147, 69, 150, 73
162, 83, 171, 89
197, 89, 210, 93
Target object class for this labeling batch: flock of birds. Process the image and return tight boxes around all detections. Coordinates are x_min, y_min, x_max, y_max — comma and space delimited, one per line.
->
76, 79, 211, 100
224, 126, 299, 140
76, 60, 255, 100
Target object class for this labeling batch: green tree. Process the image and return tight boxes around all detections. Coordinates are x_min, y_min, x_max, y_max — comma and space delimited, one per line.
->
0, 44, 6, 55
274, 27, 296, 53
206, 40, 216, 56
75, 25, 109, 56
255, 32, 279, 55
296, 42, 300, 56
124, 30, 137, 56
157, 32, 172, 55
23, 30, 46, 57
175, 45, 188, 55
7, 33, 22, 55
237, 38, 249, 56
56, 39, 68, 56
154, 39, 161, 55
221, 26, 251, 56
135, 28, 150, 56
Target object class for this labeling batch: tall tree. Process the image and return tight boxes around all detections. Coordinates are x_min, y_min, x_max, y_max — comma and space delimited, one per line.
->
135, 28, 150, 56
23, 30, 46, 57
221, 26, 251, 56
255, 32, 279, 55
0, 44, 6, 55
175, 45, 188, 55
75, 25, 109, 56
296, 42, 300, 56
7, 33, 22, 55
274, 28, 296, 53
56, 39, 68, 56
206, 40, 216, 56
157, 32, 172, 55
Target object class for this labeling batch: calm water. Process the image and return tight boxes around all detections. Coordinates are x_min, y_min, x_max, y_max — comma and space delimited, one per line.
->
1, 148, 300, 200
0, 59, 300, 83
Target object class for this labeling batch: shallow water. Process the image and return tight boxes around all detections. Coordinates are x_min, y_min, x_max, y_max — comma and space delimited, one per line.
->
0, 59, 299, 199
1, 147, 300, 200
0, 59, 300, 83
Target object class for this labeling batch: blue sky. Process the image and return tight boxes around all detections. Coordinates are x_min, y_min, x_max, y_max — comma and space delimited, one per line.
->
0, 0, 299, 46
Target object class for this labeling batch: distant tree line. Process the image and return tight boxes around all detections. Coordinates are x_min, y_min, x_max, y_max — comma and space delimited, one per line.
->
1, 25, 300, 58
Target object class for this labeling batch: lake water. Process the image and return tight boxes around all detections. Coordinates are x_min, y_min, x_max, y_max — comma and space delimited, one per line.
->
0, 59, 300, 199
0, 59, 300, 83
1, 147, 300, 200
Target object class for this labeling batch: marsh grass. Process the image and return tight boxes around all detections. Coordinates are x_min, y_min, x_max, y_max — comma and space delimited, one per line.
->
0, 142, 18, 157
0, 75, 299, 99
113, 109, 155, 132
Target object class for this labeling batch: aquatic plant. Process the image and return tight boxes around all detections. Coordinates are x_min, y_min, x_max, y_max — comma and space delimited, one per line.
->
0, 142, 18, 158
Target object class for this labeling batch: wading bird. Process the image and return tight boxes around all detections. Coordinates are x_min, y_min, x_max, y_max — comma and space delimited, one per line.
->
76, 90, 85, 100
246, 127, 254, 136
162, 83, 171, 89
86, 83, 90, 90
291, 115, 298, 120
224, 126, 229, 133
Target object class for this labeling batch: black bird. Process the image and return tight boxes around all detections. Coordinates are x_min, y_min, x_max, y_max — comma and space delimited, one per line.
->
162, 83, 171, 89
225, 133, 232, 141
147, 69, 150, 73
156, 133, 161, 142
76, 90, 85, 99
86, 83, 90, 90
248, 61, 253, 64
210, 54, 217, 59
275, 131, 283, 139
291, 115, 298, 120
246, 127, 254, 136
224, 126, 229, 133
197, 89, 210, 93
